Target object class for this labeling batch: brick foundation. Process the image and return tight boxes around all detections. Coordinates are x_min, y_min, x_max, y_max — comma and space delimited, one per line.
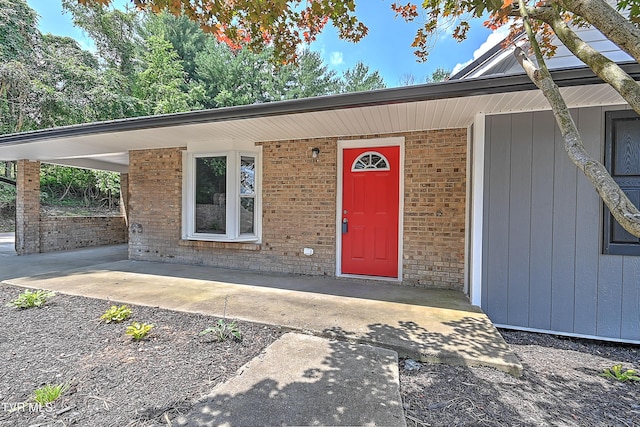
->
128, 130, 467, 290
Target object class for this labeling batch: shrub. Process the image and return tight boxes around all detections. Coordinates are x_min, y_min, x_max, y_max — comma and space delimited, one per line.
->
100, 305, 132, 323
200, 319, 242, 342
7, 289, 56, 309
600, 364, 640, 382
125, 322, 154, 340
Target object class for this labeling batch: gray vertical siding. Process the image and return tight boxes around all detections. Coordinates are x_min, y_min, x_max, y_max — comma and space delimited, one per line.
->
483, 107, 640, 341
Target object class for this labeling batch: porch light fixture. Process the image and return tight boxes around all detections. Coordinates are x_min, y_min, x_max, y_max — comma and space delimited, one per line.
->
312, 147, 320, 159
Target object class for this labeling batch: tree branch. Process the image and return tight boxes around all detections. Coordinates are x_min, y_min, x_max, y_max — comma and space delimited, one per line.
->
559, 0, 640, 64
515, 46, 640, 237
535, 5, 640, 117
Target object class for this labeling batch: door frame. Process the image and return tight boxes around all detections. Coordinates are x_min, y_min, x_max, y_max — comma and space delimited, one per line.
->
336, 137, 405, 281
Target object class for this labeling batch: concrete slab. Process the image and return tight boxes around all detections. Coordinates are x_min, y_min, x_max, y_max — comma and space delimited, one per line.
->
0, 232, 15, 256
175, 333, 405, 427
2, 258, 522, 375
0, 244, 127, 280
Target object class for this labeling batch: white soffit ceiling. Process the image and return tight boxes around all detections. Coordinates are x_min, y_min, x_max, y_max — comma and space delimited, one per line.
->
0, 83, 627, 172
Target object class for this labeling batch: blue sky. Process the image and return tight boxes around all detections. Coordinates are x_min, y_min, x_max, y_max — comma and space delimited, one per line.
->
26, 0, 506, 87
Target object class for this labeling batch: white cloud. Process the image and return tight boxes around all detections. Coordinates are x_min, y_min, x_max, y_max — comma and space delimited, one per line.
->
330, 51, 344, 66
451, 26, 511, 75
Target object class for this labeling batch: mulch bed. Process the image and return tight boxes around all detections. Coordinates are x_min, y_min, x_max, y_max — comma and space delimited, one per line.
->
401, 330, 639, 426
0, 284, 637, 426
0, 285, 283, 426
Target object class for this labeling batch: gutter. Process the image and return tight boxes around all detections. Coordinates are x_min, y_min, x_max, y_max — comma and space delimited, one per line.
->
1, 62, 639, 146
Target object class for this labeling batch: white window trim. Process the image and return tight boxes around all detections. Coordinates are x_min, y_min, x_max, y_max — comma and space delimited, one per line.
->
183, 150, 262, 243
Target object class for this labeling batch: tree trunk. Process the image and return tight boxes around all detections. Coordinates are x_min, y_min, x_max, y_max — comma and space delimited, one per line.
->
558, 0, 640, 64
533, 5, 640, 117
515, 47, 640, 237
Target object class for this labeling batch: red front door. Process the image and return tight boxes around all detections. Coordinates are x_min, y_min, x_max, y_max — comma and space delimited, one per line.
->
341, 146, 400, 278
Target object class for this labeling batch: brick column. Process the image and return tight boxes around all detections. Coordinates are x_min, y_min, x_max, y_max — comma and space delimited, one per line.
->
15, 160, 40, 255
120, 172, 129, 226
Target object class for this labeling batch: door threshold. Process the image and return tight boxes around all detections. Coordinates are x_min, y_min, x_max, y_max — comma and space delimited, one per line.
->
338, 273, 401, 283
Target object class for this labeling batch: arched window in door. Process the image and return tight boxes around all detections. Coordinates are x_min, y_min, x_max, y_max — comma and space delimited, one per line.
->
351, 151, 390, 171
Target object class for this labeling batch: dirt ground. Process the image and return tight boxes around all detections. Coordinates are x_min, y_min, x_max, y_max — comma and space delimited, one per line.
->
0, 284, 637, 426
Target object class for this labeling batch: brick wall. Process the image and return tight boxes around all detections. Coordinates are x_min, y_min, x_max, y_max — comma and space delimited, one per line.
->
128, 147, 184, 260
15, 160, 41, 255
403, 130, 467, 289
15, 159, 128, 255
39, 216, 127, 252
128, 129, 467, 290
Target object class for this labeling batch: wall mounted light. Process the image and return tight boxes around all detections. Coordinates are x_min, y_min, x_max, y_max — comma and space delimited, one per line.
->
312, 147, 320, 159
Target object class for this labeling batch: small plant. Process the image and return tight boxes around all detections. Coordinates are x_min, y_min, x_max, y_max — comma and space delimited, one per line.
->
200, 319, 242, 342
125, 322, 154, 340
32, 383, 70, 405
200, 296, 242, 342
600, 364, 640, 382
7, 289, 56, 309
100, 305, 132, 323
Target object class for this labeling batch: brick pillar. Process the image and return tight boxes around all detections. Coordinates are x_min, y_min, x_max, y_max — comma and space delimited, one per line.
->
120, 172, 129, 226
15, 160, 40, 255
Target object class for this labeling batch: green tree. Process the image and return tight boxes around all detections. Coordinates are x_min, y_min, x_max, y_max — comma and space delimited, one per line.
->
195, 38, 274, 108
136, 33, 192, 114
0, 0, 40, 134
141, 12, 206, 83
425, 67, 450, 83
36, 35, 103, 128
0, 0, 39, 62
340, 61, 386, 93
280, 51, 340, 99
62, 0, 139, 79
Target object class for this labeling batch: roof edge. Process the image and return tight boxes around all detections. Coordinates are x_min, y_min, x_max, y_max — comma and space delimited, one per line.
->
1, 61, 639, 146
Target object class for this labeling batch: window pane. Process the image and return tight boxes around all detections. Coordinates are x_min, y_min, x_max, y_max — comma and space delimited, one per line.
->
195, 157, 226, 234
613, 119, 640, 176
240, 156, 255, 195
240, 197, 254, 234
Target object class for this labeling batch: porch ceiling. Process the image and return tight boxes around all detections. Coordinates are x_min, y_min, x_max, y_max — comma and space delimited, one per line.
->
0, 81, 627, 173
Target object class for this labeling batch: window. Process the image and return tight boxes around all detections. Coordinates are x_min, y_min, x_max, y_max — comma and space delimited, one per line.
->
185, 151, 259, 242
351, 151, 390, 171
603, 110, 640, 255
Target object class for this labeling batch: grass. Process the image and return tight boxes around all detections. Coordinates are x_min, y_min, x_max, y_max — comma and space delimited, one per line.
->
32, 383, 70, 405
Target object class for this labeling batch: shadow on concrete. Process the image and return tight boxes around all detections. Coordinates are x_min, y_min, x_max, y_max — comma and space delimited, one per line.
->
324, 315, 521, 375
176, 334, 405, 427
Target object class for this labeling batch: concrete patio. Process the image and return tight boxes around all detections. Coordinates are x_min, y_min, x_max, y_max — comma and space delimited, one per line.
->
0, 240, 521, 375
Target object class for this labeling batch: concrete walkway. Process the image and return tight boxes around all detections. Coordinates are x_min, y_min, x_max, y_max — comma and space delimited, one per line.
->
175, 333, 406, 426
